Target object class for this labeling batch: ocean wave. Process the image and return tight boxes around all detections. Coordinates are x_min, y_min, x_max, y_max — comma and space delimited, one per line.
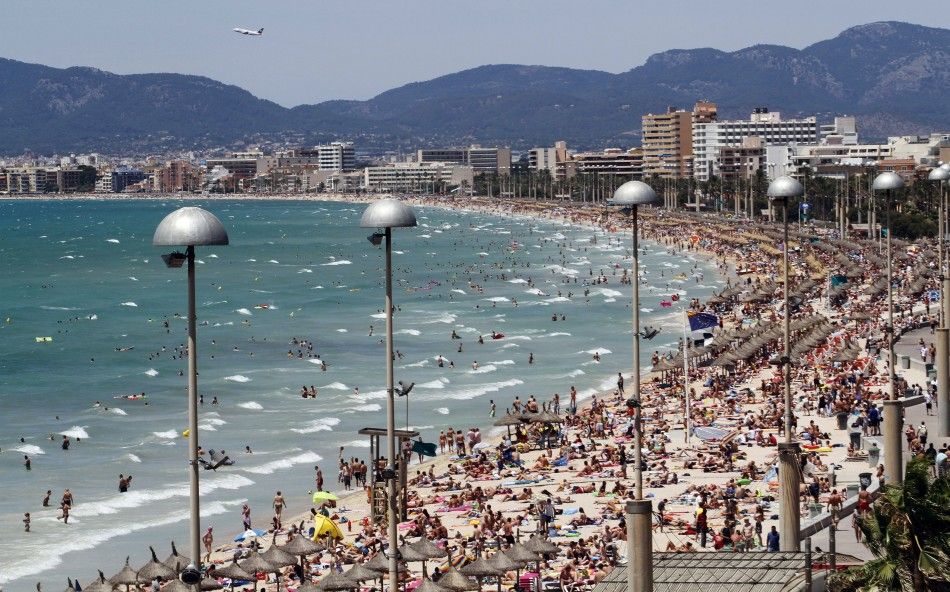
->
420, 379, 525, 402
126, 453, 141, 463
321, 259, 352, 266
488, 359, 515, 366
370, 312, 387, 319
483, 297, 510, 303
322, 382, 348, 390
546, 332, 571, 337
435, 407, 450, 415
242, 450, 323, 475
120, 302, 138, 307
225, 375, 252, 383
402, 359, 430, 368
469, 364, 497, 374
235, 308, 253, 316
106, 238, 120, 243
13, 444, 44, 455
153, 429, 178, 439
71, 474, 253, 519
348, 403, 382, 413
110, 408, 127, 416
40, 305, 79, 311
237, 401, 263, 410
290, 417, 341, 434
418, 378, 449, 389
343, 439, 371, 448
0, 499, 246, 585
396, 329, 421, 336
544, 296, 570, 303
525, 288, 546, 296
61, 426, 90, 439
508, 279, 528, 284
144, 368, 159, 377
451, 289, 466, 294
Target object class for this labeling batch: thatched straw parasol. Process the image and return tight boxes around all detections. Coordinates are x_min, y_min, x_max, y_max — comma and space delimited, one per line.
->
523, 535, 558, 555
436, 567, 480, 591
342, 563, 380, 582
409, 538, 448, 559
364, 551, 408, 573
459, 557, 503, 578
136, 547, 177, 584
315, 571, 360, 591
200, 576, 224, 590
504, 543, 540, 564
212, 558, 253, 583
83, 571, 114, 592
492, 413, 524, 427
489, 551, 522, 571
239, 550, 279, 591
281, 533, 325, 557
108, 557, 138, 588
163, 541, 190, 570
415, 579, 451, 592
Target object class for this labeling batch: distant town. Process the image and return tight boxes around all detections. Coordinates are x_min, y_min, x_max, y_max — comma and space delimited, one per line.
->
1, 101, 947, 197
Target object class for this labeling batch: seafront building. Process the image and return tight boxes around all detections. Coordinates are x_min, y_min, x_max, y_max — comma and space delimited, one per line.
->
416, 145, 511, 174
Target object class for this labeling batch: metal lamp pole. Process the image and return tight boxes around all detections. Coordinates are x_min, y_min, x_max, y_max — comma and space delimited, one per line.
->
609, 180, 657, 592
768, 176, 804, 551
360, 199, 416, 592
873, 172, 905, 485
153, 207, 229, 585
930, 166, 950, 437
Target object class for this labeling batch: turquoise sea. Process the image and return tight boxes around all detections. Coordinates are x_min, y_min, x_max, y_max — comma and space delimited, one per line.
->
0, 199, 720, 589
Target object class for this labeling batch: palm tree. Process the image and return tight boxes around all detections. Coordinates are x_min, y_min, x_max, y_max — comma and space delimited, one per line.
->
830, 458, 950, 591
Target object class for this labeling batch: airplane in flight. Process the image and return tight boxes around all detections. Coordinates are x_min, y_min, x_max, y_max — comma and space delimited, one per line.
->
233, 27, 264, 36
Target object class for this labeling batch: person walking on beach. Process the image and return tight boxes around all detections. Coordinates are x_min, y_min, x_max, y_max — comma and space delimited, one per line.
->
241, 503, 251, 530
617, 372, 624, 393
202, 527, 214, 562
58, 502, 70, 524
23, 512, 30, 532
489, 400, 496, 418
23, 455, 31, 470
273, 491, 286, 519
315, 466, 324, 491
42, 490, 51, 507
766, 526, 780, 552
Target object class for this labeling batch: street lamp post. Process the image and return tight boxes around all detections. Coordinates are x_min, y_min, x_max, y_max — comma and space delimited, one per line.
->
767, 176, 804, 551
608, 180, 657, 592
930, 166, 950, 437
153, 207, 229, 586
360, 199, 417, 592
873, 171, 905, 485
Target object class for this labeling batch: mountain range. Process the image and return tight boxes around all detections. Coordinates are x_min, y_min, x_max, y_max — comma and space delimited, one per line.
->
0, 21, 947, 155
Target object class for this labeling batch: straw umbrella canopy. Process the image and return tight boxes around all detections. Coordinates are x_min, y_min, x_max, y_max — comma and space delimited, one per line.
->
212, 558, 253, 581
398, 543, 430, 563
261, 539, 298, 568
409, 538, 448, 560
489, 551, 522, 571
364, 551, 408, 573
531, 410, 563, 424
163, 541, 191, 570
200, 576, 224, 590
416, 579, 451, 592
109, 557, 138, 587
342, 563, 380, 583
280, 533, 325, 557
436, 567, 480, 591
295, 583, 320, 592
459, 557, 503, 578
316, 571, 360, 591
522, 536, 558, 555
159, 580, 198, 592
136, 547, 177, 584
504, 543, 540, 565
239, 550, 279, 577
492, 413, 523, 427
83, 571, 115, 592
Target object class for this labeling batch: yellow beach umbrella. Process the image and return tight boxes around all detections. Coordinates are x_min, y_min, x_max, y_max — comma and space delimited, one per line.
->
311, 514, 343, 540
312, 491, 339, 503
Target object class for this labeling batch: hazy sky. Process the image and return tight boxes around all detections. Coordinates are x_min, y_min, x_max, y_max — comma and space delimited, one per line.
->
2, 0, 947, 106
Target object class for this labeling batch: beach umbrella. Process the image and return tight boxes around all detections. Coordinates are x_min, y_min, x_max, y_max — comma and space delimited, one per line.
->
260, 538, 297, 592
492, 413, 523, 427
342, 563, 380, 583
436, 567, 480, 592
158, 580, 196, 592
522, 536, 558, 555
460, 557, 503, 578
136, 547, 177, 584
234, 528, 266, 542
409, 538, 448, 560
316, 571, 359, 591
364, 551, 408, 573
295, 583, 320, 592
212, 559, 253, 583
312, 491, 339, 503
489, 552, 522, 572
398, 543, 430, 562
532, 410, 563, 424
281, 533, 325, 557
415, 579, 451, 592
163, 540, 190, 570
239, 550, 279, 575
109, 557, 139, 590
504, 544, 540, 565
82, 571, 114, 592
311, 514, 344, 540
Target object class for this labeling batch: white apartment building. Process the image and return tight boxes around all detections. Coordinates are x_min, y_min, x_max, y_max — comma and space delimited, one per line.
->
363, 162, 473, 192
692, 108, 819, 181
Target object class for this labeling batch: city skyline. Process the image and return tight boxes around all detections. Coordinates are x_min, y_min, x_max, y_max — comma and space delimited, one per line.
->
1, 0, 948, 106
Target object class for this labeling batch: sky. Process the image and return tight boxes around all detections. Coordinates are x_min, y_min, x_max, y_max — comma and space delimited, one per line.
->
1, 0, 948, 107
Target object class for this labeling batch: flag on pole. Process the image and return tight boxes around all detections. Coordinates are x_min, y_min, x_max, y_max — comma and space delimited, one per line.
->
687, 311, 718, 332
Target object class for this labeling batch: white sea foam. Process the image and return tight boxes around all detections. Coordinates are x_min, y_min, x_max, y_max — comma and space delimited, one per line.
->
420, 378, 524, 401
126, 453, 142, 463
321, 260, 352, 266
582, 347, 612, 355
546, 332, 571, 337
128, 276, 138, 281
435, 407, 450, 415
322, 382, 348, 390
41, 306, 78, 311
13, 444, 44, 455
153, 429, 178, 439
371, 312, 387, 319
235, 308, 253, 316
593, 288, 623, 298
298, 268, 313, 273
505, 335, 533, 341
237, 401, 263, 410
484, 297, 510, 303
499, 343, 520, 349
508, 279, 528, 284
307, 358, 325, 366
604, 298, 617, 303
268, 259, 280, 264
144, 368, 159, 376
110, 408, 127, 416
61, 426, 90, 439
418, 378, 449, 389
242, 450, 323, 475
525, 288, 546, 296
225, 374, 251, 383
544, 296, 570, 303
71, 474, 253, 519
290, 417, 341, 434
120, 302, 138, 307
106, 238, 120, 244
336, 328, 348, 333
402, 359, 430, 368
451, 289, 466, 294
349, 403, 382, 413
396, 329, 421, 336
344, 439, 371, 448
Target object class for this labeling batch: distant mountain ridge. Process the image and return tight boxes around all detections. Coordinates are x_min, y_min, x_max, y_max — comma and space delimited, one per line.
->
0, 21, 946, 155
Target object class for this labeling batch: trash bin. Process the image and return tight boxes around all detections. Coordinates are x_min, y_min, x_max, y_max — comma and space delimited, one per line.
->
809, 503, 823, 518
836, 411, 849, 430
901, 355, 910, 369
845, 484, 860, 498
859, 472, 873, 489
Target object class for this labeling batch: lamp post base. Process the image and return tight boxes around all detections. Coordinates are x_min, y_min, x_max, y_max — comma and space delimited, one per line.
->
625, 500, 653, 592
937, 328, 949, 437
778, 442, 801, 551
883, 399, 904, 485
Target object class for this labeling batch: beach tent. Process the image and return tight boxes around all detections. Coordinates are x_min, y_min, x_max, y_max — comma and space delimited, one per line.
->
311, 514, 343, 540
